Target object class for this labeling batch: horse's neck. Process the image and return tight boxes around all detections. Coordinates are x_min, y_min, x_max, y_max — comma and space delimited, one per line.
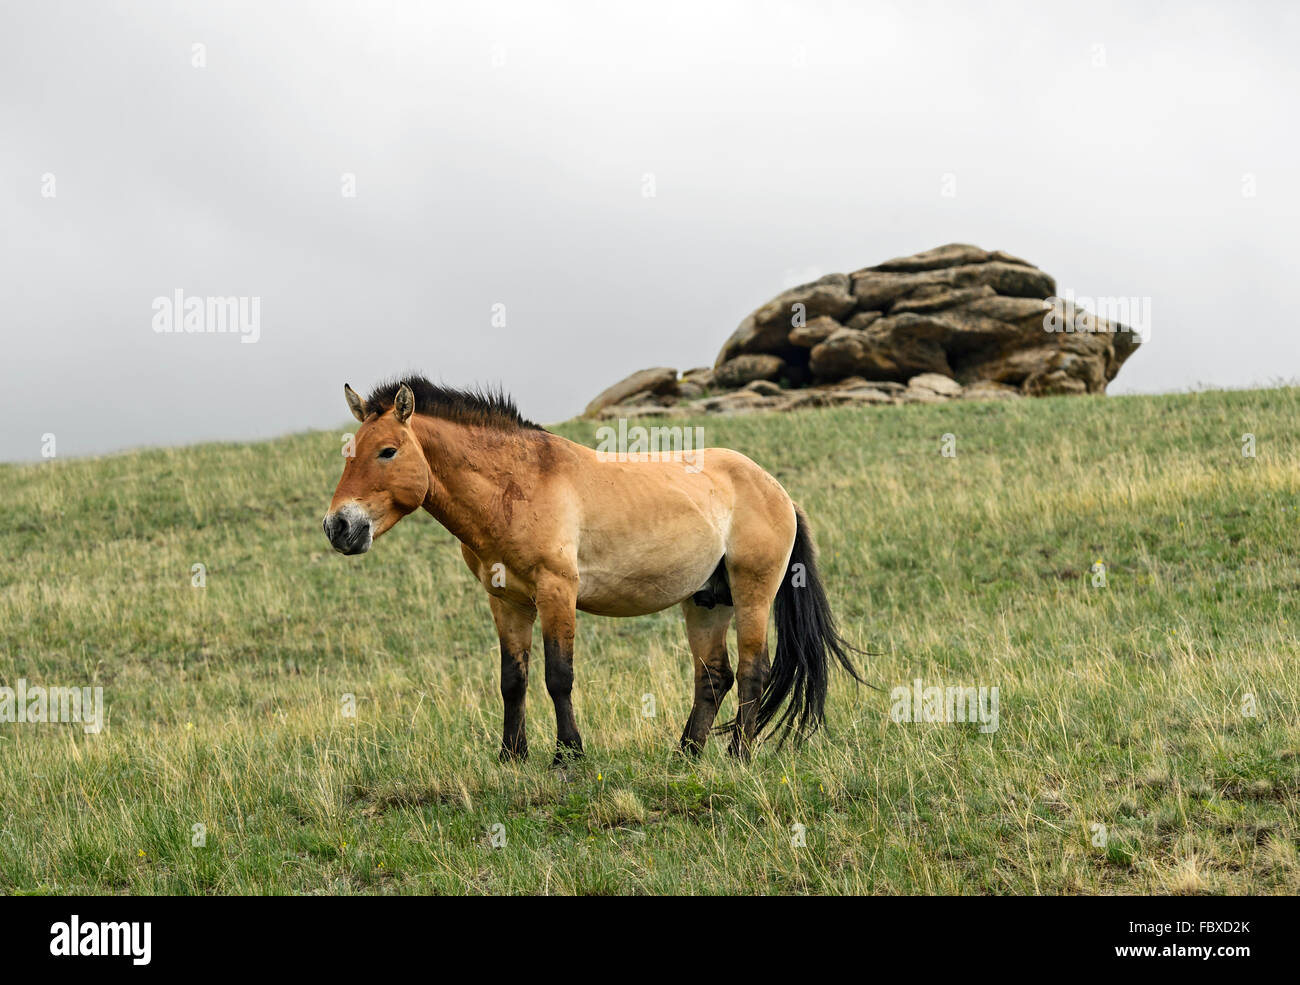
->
411, 415, 528, 550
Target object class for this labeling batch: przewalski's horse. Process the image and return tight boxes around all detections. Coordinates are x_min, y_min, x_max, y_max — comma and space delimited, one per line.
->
323, 376, 862, 763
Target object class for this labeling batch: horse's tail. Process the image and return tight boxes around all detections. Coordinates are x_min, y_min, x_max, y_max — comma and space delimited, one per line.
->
756, 506, 866, 747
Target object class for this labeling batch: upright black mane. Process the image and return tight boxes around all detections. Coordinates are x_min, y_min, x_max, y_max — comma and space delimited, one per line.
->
364, 375, 543, 432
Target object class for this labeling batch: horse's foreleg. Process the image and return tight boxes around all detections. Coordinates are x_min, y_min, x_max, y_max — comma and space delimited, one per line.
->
680, 599, 734, 754
536, 573, 583, 765
489, 595, 536, 762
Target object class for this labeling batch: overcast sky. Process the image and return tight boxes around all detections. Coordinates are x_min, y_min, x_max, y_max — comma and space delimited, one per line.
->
2, 0, 1296, 461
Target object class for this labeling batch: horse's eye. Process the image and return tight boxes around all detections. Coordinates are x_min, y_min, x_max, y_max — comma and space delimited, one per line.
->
378, 447, 398, 460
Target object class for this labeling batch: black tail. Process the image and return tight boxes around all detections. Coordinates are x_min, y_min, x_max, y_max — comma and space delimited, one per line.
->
756, 507, 866, 747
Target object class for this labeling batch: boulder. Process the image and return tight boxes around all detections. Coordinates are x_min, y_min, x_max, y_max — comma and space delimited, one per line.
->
833, 388, 897, 405
713, 353, 786, 388
596, 402, 688, 420
700, 389, 774, 414
584, 367, 678, 418
850, 261, 1056, 310
891, 285, 995, 314
789, 315, 843, 348
715, 274, 856, 365
845, 310, 883, 331
868, 243, 1033, 272
908, 372, 964, 398
809, 315, 952, 381
742, 379, 785, 397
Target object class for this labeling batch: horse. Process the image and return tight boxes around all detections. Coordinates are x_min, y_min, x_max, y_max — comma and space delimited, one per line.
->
323, 376, 863, 764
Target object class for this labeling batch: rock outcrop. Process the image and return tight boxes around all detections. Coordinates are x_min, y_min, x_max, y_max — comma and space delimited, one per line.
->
584, 367, 678, 418
584, 244, 1141, 418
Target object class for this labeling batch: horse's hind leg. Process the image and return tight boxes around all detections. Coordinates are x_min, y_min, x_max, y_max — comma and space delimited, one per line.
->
724, 543, 791, 760
727, 594, 774, 760
679, 599, 734, 754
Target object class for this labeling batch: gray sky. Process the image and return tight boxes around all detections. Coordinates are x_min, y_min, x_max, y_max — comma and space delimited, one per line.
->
3, 0, 1297, 461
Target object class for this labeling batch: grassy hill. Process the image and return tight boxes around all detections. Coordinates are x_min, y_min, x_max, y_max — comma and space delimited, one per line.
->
2, 387, 1298, 895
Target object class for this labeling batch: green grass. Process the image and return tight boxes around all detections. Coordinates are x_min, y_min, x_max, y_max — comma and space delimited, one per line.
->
1, 387, 1298, 895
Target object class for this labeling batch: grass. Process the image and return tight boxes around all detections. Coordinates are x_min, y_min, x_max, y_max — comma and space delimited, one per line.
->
1, 386, 1298, 895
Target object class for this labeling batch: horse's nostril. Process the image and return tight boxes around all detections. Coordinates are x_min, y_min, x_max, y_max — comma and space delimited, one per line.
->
325, 509, 370, 554
325, 514, 348, 542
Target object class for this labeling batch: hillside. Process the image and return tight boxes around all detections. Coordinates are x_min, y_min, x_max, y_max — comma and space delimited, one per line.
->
1, 387, 1298, 894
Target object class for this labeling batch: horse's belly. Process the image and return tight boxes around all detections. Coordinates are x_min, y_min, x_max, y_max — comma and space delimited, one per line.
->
576, 546, 722, 617
573, 458, 732, 617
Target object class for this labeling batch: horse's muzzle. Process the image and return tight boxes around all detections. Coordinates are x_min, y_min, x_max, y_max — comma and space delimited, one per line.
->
323, 506, 373, 555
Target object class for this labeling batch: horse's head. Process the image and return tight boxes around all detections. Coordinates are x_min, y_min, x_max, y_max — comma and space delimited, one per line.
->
323, 382, 431, 555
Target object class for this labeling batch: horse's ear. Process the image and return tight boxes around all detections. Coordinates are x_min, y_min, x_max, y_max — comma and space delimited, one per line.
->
393, 383, 415, 424
344, 384, 368, 423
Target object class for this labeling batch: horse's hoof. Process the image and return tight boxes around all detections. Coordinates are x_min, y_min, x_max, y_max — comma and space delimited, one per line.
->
725, 741, 752, 762
499, 745, 528, 763
549, 745, 584, 768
